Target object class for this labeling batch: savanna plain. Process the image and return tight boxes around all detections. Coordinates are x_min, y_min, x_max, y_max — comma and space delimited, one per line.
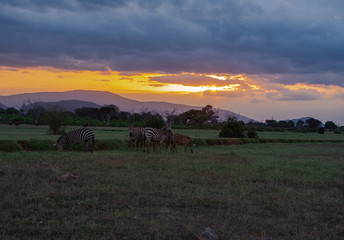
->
1, 125, 344, 239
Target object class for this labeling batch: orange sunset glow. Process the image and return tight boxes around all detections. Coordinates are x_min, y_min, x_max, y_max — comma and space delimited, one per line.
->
0, 66, 256, 96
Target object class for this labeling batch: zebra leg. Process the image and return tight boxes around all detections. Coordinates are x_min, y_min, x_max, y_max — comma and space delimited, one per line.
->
146, 139, 150, 153
159, 140, 163, 153
135, 139, 138, 151
87, 140, 93, 153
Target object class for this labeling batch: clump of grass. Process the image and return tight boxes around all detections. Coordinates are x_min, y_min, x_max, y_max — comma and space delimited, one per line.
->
0, 140, 23, 152
19, 140, 55, 151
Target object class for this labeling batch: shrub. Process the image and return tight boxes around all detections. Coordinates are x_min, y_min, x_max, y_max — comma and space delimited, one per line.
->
318, 127, 325, 134
334, 128, 342, 134
219, 117, 245, 138
144, 114, 165, 128
247, 129, 258, 138
41, 105, 71, 134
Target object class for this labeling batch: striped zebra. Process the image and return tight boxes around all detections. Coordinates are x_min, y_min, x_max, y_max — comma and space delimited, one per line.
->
55, 127, 95, 152
144, 123, 172, 153
129, 125, 145, 151
171, 133, 195, 153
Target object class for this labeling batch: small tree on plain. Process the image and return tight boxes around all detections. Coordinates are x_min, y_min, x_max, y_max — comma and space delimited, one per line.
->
219, 116, 245, 138
99, 104, 119, 124
41, 105, 71, 134
144, 113, 165, 128
318, 127, 325, 134
306, 118, 322, 129
324, 121, 337, 131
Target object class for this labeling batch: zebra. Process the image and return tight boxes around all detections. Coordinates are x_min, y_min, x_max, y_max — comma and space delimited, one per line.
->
129, 125, 145, 151
171, 133, 195, 153
55, 127, 95, 152
144, 123, 172, 153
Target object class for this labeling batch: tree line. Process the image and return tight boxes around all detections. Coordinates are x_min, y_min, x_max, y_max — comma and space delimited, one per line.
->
0, 101, 343, 136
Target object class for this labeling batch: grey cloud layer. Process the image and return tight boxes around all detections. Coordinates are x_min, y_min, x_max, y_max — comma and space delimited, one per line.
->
1, 0, 344, 85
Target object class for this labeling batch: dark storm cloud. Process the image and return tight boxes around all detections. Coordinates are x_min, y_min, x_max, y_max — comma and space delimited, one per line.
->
1, 0, 344, 85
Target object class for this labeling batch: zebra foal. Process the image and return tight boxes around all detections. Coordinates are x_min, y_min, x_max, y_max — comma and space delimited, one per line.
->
144, 123, 172, 153
171, 133, 195, 153
55, 127, 95, 152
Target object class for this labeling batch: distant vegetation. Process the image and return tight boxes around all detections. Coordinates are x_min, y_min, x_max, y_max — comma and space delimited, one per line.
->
0, 102, 343, 136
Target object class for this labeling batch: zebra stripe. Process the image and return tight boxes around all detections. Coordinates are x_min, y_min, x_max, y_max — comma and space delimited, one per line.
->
171, 133, 195, 153
144, 123, 171, 153
56, 127, 95, 152
129, 125, 145, 151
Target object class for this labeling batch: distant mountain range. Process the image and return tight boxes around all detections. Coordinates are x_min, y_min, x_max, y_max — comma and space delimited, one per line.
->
0, 90, 255, 123
0, 103, 6, 110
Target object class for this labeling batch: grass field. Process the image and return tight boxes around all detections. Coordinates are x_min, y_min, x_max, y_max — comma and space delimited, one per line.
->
1, 125, 344, 239
1, 124, 344, 141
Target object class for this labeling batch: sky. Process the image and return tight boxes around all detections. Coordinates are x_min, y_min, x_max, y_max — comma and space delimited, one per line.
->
0, 0, 344, 124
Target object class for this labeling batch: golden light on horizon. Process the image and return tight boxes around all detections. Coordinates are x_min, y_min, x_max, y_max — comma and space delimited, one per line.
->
160, 83, 241, 93
0, 66, 254, 96
6, 65, 340, 100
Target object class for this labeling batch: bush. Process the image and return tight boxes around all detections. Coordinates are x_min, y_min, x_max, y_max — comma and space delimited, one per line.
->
41, 105, 71, 134
318, 127, 325, 134
334, 128, 342, 134
219, 117, 245, 138
247, 129, 258, 138
144, 114, 165, 128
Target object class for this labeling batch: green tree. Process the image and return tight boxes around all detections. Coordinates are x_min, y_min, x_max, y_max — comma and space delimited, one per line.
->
5, 107, 20, 115
144, 114, 165, 128
130, 112, 144, 123
306, 118, 322, 129
277, 120, 294, 128
75, 107, 99, 119
296, 120, 305, 128
202, 105, 219, 125
318, 127, 325, 134
324, 121, 337, 130
219, 116, 245, 138
99, 105, 119, 124
175, 105, 219, 127
266, 119, 278, 128
41, 105, 71, 134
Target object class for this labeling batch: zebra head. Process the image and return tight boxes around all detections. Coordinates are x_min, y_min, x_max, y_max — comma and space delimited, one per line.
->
162, 122, 172, 134
55, 135, 66, 151
129, 124, 135, 137
190, 143, 196, 153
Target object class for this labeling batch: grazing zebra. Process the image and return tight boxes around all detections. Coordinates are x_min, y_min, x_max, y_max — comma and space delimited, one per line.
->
55, 127, 95, 152
129, 125, 145, 151
144, 123, 172, 153
171, 133, 195, 153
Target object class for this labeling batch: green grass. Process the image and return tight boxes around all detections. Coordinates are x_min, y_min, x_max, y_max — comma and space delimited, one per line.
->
1, 143, 343, 239
1, 124, 344, 141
